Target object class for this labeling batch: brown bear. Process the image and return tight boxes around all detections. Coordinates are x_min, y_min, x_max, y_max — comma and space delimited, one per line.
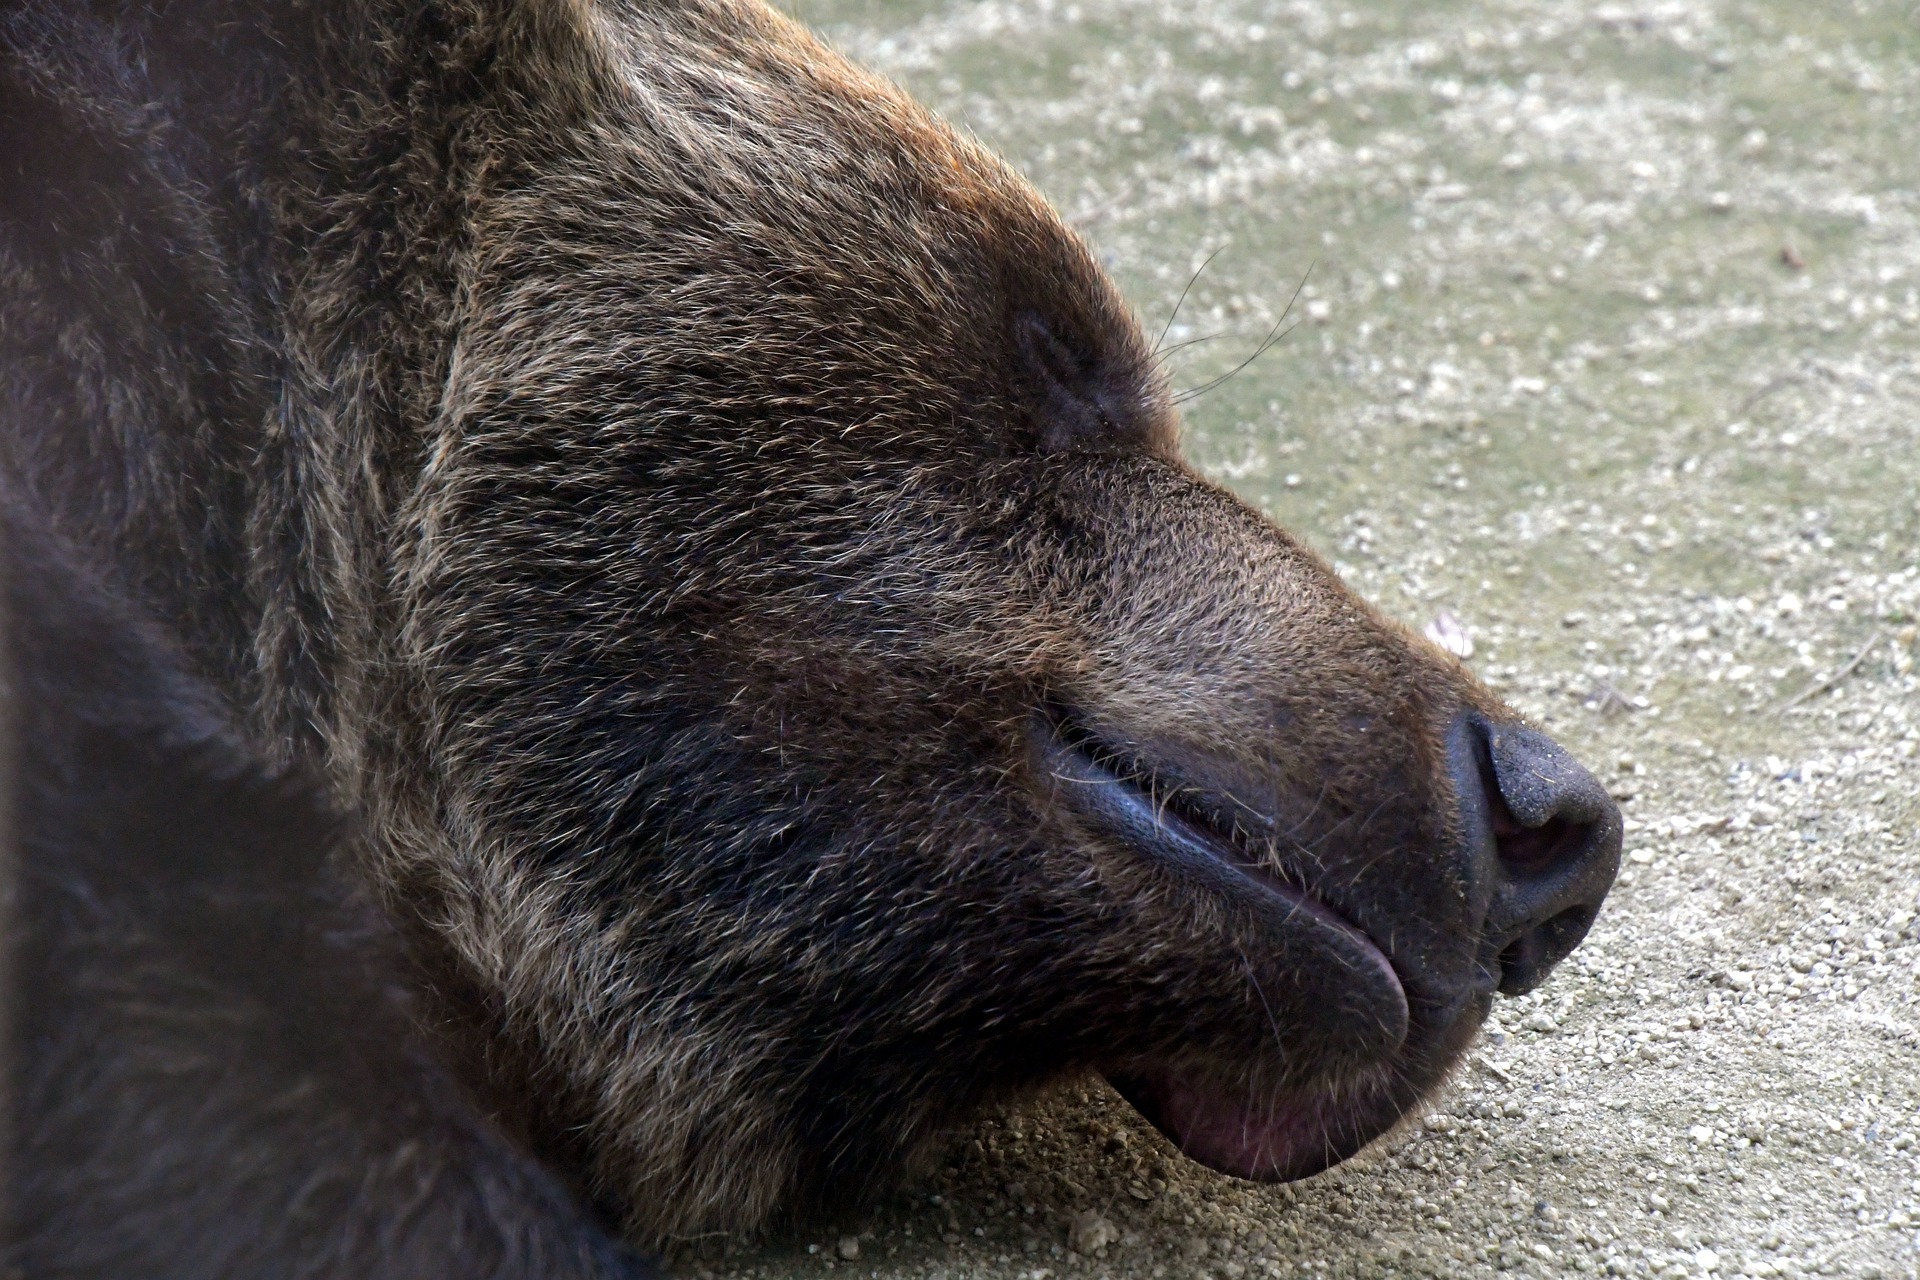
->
0, 0, 1621, 1270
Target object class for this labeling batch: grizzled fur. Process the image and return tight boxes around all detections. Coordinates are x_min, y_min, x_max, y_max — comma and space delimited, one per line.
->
2, 0, 1610, 1256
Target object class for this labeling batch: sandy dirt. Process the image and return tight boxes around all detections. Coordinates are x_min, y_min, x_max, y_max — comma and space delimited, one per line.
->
671, 2, 1920, 1277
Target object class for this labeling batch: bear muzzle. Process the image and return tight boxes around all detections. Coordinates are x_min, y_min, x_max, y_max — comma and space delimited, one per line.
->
1032, 702, 1620, 1182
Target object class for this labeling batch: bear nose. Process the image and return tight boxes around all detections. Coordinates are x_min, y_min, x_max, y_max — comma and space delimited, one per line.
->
1450, 716, 1624, 996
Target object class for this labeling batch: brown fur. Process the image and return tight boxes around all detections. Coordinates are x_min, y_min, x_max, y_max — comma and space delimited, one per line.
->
0, 0, 1619, 1248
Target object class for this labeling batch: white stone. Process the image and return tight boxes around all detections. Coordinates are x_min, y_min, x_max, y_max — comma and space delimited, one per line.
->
1068, 1210, 1117, 1256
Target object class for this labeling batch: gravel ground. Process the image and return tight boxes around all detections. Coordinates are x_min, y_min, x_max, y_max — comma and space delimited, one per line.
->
673, 2, 1920, 1277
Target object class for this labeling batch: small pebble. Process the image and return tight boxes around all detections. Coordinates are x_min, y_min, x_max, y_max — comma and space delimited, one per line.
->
1424, 610, 1474, 658
1067, 1210, 1116, 1256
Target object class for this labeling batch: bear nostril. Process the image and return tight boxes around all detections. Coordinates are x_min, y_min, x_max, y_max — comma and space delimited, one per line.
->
1451, 716, 1625, 997
1491, 807, 1578, 877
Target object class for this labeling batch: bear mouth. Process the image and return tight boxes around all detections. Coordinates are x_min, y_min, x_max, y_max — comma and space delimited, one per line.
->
1035, 709, 1422, 1182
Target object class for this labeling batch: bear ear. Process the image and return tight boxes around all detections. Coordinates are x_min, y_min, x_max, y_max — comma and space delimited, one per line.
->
1017, 311, 1159, 456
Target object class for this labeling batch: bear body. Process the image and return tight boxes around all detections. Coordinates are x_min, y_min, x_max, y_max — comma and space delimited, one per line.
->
1, 0, 1622, 1266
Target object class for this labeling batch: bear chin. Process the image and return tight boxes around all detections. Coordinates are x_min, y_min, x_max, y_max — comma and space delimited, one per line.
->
1113, 1069, 1410, 1184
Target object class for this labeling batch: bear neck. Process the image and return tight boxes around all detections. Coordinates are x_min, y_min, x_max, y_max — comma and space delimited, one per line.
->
0, 0, 584, 785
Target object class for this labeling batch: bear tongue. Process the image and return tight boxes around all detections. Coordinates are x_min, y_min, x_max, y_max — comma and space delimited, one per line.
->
1109, 1070, 1361, 1183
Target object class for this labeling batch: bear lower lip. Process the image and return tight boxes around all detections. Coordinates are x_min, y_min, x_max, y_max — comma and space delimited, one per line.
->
1108, 1068, 1398, 1183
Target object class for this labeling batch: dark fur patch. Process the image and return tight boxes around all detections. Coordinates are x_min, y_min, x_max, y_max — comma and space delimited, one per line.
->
3, 495, 652, 1276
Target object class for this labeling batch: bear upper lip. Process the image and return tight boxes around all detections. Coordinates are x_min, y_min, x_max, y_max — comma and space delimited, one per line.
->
1032, 706, 1408, 1045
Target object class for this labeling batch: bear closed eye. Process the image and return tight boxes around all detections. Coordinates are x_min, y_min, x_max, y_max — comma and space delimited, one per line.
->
1, 0, 1621, 1267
